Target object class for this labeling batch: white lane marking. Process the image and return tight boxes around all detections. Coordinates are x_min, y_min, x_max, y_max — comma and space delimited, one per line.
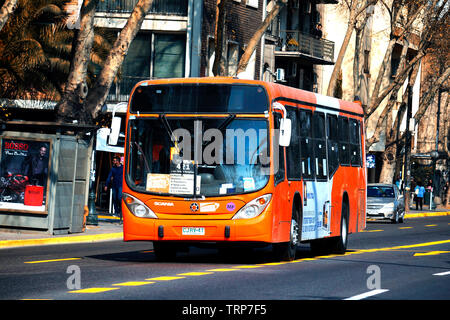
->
433, 271, 450, 276
344, 289, 389, 300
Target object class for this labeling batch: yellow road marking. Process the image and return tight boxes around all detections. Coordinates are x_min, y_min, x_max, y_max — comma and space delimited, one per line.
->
425, 224, 437, 227
67, 238, 450, 296
25, 258, 81, 264
399, 227, 413, 229
112, 281, 155, 286
206, 268, 237, 272
233, 265, 262, 269
145, 276, 185, 281
69, 287, 120, 293
364, 230, 384, 233
177, 272, 214, 276
414, 251, 450, 257
258, 262, 289, 266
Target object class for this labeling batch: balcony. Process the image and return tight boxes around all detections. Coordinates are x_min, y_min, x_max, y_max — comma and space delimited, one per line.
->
97, 0, 188, 16
275, 30, 335, 65
107, 76, 149, 103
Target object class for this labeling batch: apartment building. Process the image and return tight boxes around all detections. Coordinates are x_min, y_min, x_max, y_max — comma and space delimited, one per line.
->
263, 0, 337, 92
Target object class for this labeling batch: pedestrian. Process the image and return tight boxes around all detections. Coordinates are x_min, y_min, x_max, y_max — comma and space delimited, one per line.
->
104, 156, 123, 219
414, 181, 425, 211
313, 23, 323, 39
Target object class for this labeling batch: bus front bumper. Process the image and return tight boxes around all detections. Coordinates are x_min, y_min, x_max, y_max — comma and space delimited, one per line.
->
122, 209, 274, 243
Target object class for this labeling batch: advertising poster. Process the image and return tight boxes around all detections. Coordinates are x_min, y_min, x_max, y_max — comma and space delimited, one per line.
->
0, 138, 51, 213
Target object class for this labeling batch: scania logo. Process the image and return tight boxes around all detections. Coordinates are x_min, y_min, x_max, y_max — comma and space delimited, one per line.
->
190, 202, 199, 212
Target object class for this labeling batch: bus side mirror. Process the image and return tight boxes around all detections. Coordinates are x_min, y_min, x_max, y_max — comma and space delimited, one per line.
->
279, 118, 291, 147
109, 116, 121, 145
273, 102, 291, 147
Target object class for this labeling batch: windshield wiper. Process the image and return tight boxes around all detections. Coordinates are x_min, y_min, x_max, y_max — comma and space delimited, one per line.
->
159, 114, 178, 148
202, 114, 236, 147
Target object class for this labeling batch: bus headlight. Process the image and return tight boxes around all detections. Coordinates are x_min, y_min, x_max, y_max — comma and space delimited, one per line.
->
123, 193, 158, 219
232, 194, 272, 220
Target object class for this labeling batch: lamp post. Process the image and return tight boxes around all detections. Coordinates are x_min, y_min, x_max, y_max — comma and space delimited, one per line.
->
86, 134, 98, 225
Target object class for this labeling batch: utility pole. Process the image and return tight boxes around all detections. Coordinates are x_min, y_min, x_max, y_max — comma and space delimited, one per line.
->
403, 84, 413, 213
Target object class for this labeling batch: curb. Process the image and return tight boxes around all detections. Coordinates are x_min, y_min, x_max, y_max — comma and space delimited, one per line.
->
0, 232, 123, 250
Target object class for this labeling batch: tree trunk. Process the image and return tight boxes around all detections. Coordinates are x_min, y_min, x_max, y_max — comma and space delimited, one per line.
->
84, 0, 154, 122
0, 0, 18, 32
55, 0, 98, 124
235, 0, 286, 77
327, 0, 377, 97
212, 0, 228, 76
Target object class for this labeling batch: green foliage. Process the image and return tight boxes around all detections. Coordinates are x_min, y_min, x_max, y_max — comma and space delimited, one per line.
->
0, 0, 114, 101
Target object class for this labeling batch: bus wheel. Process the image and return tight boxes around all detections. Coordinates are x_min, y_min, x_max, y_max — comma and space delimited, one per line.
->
153, 241, 177, 261
273, 208, 300, 261
330, 201, 349, 254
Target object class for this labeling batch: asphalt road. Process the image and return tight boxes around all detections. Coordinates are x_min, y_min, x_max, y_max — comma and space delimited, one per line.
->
0, 216, 449, 306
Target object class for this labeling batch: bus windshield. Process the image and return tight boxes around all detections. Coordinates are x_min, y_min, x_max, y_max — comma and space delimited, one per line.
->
126, 117, 270, 197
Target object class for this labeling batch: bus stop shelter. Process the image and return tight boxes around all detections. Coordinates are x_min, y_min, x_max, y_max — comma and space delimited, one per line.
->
0, 121, 96, 234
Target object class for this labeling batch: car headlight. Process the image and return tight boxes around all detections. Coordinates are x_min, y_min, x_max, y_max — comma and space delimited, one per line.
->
123, 193, 158, 218
232, 194, 272, 220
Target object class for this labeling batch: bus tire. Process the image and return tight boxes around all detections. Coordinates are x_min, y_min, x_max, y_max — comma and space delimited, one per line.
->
273, 207, 300, 261
153, 241, 177, 261
330, 201, 349, 254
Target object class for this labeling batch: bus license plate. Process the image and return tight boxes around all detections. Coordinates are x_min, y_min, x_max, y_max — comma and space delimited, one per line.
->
182, 227, 205, 236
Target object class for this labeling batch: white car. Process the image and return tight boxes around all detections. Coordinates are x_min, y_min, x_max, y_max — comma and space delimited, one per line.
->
367, 183, 405, 223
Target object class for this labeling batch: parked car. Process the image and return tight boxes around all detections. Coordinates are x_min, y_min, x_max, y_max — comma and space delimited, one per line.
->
367, 183, 405, 223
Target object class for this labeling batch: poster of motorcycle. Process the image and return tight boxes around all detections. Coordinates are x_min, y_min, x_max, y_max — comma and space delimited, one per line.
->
0, 138, 51, 213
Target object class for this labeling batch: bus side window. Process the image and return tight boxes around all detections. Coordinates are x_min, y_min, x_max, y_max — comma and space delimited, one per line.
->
273, 112, 285, 184
327, 114, 339, 177
313, 112, 327, 180
299, 109, 314, 179
286, 106, 301, 180
350, 118, 361, 166
338, 116, 350, 166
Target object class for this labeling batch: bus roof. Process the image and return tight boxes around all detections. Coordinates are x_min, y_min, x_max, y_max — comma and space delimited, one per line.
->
133, 77, 364, 117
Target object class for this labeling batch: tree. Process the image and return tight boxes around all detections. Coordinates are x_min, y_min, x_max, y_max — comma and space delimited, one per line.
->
364, 0, 449, 183
56, 0, 98, 124
211, 0, 287, 78
212, 0, 229, 76
234, 0, 287, 77
327, 0, 378, 97
0, 0, 113, 120
55, 0, 155, 124
0, 0, 74, 101
0, 0, 18, 32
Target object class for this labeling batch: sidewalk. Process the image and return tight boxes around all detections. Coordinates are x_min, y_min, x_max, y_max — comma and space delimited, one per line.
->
0, 208, 449, 250
0, 212, 123, 250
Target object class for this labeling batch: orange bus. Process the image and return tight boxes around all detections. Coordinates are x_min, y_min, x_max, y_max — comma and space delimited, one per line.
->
122, 77, 366, 261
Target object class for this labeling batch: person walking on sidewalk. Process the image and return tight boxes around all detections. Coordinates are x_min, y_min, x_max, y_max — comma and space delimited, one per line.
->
414, 182, 425, 211
104, 156, 123, 219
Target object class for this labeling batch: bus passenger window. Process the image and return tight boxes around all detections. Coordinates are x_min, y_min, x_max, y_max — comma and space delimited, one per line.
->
299, 109, 314, 179
313, 112, 327, 180
349, 119, 361, 166
338, 116, 350, 166
286, 106, 301, 180
327, 114, 339, 177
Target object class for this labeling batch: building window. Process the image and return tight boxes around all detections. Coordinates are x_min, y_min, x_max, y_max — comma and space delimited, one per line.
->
153, 33, 186, 78
227, 42, 239, 76
246, 0, 258, 9
363, 50, 370, 74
